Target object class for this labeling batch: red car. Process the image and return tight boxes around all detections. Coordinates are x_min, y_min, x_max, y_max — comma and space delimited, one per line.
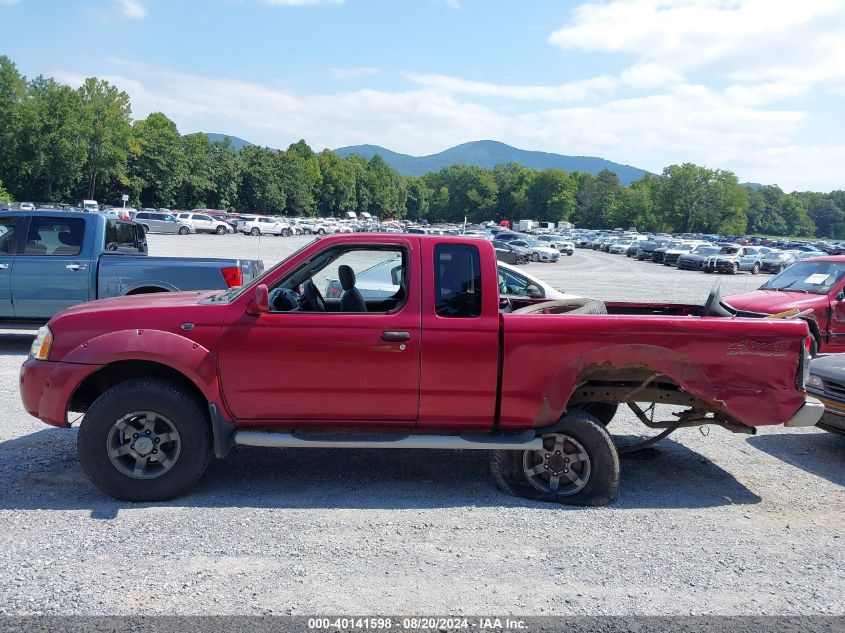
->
20, 235, 821, 505
725, 255, 845, 353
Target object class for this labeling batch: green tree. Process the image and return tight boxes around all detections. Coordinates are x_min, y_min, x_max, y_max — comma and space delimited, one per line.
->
78, 77, 133, 200
132, 112, 186, 208
0, 56, 28, 197
238, 145, 284, 213
404, 177, 431, 221
525, 169, 576, 223
20, 76, 87, 201
589, 169, 622, 228
316, 149, 356, 215
0, 180, 10, 202
492, 163, 534, 222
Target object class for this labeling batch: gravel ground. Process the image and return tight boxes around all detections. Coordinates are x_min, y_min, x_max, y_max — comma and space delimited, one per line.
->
0, 234, 843, 616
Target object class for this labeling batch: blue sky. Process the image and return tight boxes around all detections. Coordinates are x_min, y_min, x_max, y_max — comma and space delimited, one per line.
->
2, 0, 845, 191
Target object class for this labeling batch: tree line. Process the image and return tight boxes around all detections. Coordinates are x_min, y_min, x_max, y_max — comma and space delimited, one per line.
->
1, 56, 844, 238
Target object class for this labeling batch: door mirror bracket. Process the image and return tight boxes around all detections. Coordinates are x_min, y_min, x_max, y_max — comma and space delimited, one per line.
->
246, 284, 270, 315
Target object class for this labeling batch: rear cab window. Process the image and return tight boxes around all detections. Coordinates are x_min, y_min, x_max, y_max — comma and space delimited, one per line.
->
105, 220, 145, 253
23, 217, 85, 256
434, 243, 482, 318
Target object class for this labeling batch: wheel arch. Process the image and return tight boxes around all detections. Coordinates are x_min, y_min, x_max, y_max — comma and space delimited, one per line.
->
62, 330, 225, 416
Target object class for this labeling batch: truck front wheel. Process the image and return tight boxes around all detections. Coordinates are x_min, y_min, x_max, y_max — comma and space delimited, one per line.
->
489, 410, 619, 506
77, 379, 213, 502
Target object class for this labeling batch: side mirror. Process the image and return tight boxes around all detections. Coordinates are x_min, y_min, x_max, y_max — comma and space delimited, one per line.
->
391, 266, 402, 286
836, 290, 844, 302
526, 284, 544, 299
246, 284, 269, 315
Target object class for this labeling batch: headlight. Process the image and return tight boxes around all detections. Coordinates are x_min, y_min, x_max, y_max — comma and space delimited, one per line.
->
806, 374, 823, 389
30, 326, 53, 360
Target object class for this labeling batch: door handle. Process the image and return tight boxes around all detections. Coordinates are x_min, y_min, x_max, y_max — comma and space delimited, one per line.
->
66, 263, 87, 271
0, 263, 8, 270
382, 331, 410, 342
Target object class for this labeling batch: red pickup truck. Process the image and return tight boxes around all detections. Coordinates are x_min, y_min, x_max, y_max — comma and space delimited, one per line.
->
20, 234, 823, 505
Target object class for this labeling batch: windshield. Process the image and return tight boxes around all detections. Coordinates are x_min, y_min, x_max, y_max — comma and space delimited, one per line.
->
761, 260, 845, 294
695, 247, 721, 255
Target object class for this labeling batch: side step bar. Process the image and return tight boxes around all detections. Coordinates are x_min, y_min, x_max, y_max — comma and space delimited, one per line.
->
234, 430, 544, 451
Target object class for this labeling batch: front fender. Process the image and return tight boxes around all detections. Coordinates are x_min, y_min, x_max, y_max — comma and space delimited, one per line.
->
60, 329, 223, 406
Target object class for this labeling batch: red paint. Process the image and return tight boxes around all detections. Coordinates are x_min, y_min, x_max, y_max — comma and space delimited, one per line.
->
20, 235, 812, 433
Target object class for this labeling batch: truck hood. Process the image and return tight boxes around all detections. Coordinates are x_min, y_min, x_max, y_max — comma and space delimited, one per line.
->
54, 290, 219, 318
725, 289, 826, 314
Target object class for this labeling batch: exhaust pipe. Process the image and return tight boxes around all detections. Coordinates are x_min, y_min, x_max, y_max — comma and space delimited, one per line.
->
234, 430, 544, 451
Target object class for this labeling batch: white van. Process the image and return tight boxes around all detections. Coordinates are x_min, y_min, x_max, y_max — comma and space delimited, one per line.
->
82, 200, 98, 213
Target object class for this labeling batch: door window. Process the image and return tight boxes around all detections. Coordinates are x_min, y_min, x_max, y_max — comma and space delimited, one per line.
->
270, 247, 407, 313
434, 244, 482, 318
0, 217, 18, 254
23, 217, 85, 256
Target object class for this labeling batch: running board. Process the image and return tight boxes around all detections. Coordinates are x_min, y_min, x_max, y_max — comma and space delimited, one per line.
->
233, 430, 544, 451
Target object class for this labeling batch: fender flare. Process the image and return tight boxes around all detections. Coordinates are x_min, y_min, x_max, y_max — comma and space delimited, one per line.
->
122, 281, 180, 294
62, 329, 223, 407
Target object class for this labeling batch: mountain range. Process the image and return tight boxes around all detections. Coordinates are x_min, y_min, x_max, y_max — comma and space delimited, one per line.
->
333, 140, 649, 184
201, 134, 650, 184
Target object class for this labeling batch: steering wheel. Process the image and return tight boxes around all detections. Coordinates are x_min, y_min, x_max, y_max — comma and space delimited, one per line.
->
302, 280, 327, 312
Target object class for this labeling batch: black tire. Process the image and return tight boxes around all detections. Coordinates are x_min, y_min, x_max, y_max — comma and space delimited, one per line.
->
317, 228, 326, 235
751, 262, 760, 275
178, 226, 190, 235
566, 251, 573, 256
77, 379, 213, 502
731, 262, 739, 275
282, 228, 291, 237
216, 225, 227, 235
703, 267, 713, 273
141, 224, 149, 234
530, 252, 540, 262
250, 227, 260, 236
490, 409, 620, 506
581, 402, 618, 426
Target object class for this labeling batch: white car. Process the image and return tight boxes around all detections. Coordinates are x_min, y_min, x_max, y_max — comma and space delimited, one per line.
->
509, 238, 561, 263
19, 202, 35, 211
608, 239, 635, 254
299, 220, 331, 235
177, 212, 233, 235
536, 235, 575, 255
237, 216, 291, 236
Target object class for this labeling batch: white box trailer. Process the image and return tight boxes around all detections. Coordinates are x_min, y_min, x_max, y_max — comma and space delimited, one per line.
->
517, 219, 536, 232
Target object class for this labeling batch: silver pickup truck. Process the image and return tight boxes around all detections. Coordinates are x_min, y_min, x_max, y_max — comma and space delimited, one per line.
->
0, 210, 263, 329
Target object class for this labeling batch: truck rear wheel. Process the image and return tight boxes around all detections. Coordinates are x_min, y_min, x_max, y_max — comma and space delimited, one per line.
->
489, 410, 620, 506
77, 379, 213, 502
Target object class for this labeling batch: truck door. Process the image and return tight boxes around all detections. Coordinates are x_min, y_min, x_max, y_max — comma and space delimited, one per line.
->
0, 216, 20, 318
11, 215, 92, 319
218, 240, 421, 424
418, 241, 500, 429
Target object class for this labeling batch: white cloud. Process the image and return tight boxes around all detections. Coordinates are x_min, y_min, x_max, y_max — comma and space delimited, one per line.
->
549, 0, 845, 91
329, 66, 380, 79
0, 0, 20, 5
444, 0, 461, 8
117, 0, 147, 19
404, 72, 618, 102
261, 0, 344, 5
50, 59, 843, 190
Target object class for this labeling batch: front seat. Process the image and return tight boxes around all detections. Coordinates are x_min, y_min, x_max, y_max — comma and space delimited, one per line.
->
338, 265, 367, 312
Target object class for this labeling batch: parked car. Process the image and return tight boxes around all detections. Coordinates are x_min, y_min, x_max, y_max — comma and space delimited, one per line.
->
101, 208, 132, 221
805, 354, 845, 435
236, 216, 291, 236
608, 239, 636, 255
509, 238, 561, 263
535, 235, 574, 255
663, 241, 702, 266
20, 234, 821, 504
634, 241, 664, 260
131, 211, 193, 235
676, 244, 723, 271
19, 202, 35, 211
493, 241, 529, 265
702, 245, 762, 274
760, 250, 798, 273
725, 256, 845, 353
177, 212, 233, 235
0, 211, 263, 328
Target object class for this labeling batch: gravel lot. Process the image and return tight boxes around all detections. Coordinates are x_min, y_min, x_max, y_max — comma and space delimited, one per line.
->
0, 234, 843, 616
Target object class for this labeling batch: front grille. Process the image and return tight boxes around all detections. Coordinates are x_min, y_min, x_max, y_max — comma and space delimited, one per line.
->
823, 379, 845, 399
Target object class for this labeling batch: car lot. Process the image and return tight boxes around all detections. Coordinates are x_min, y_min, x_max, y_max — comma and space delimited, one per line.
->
0, 234, 843, 616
